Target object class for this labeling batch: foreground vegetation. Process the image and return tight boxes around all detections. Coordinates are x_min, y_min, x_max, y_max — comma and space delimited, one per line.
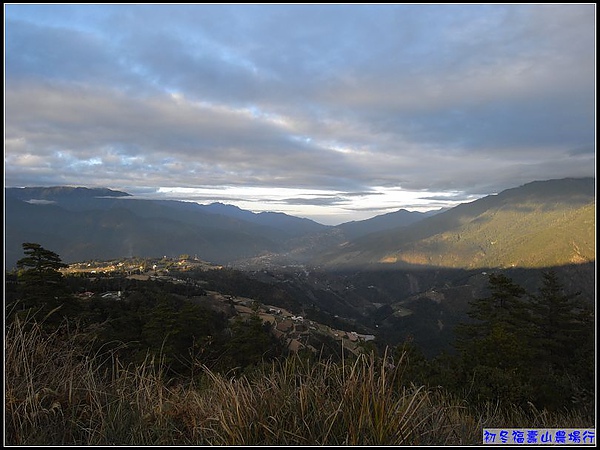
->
5, 317, 593, 446
5, 243, 595, 445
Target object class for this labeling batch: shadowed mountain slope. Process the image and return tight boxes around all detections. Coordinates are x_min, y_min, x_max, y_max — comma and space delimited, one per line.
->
3, 187, 441, 269
4, 187, 325, 269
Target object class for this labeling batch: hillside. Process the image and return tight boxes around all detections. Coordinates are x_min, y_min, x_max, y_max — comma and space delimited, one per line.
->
4, 187, 329, 269
314, 178, 595, 269
4, 178, 595, 271
3, 187, 436, 269
4, 195, 283, 269
335, 208, 443, 240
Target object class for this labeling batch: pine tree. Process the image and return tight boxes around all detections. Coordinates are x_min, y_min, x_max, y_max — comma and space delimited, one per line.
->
17, 243, 68, 284
14, 242, 77, 324
455, 273, 531, 359
529, 270, 588, 370
453, 270, 594, 411
527, 270, 595, 410
453, 273, 535, 406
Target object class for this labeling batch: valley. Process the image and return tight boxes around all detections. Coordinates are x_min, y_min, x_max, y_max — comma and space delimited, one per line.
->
56, 252, 595, 358
4, 177, 596, 357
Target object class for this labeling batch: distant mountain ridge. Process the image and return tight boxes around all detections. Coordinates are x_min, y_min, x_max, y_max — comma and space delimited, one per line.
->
4, 186, 438, 268
7, 186, 130, 201
4, 187, 325, 268
4, 178, 595, 271
198, 202, 327, 237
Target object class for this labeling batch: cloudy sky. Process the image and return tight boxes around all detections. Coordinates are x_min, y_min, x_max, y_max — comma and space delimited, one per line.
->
4, 4, 596, 224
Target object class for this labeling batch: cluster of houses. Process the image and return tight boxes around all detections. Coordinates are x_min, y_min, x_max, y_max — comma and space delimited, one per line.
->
76, 290, 122, 300
63, 256, 221, 276
76, 285, 376, 355
68, 258, 377, 356
222, 293, 375, 355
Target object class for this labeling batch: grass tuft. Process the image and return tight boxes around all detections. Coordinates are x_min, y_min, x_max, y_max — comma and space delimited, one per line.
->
5, 318, 593, 445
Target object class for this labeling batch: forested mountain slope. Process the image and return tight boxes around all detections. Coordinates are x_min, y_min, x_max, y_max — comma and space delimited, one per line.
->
314, 178, 595, 269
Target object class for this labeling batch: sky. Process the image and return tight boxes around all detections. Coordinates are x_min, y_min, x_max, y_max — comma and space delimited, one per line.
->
4, 4, 596, 225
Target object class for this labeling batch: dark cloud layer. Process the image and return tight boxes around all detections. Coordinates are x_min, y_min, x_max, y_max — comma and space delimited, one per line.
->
4, 4, 595, 223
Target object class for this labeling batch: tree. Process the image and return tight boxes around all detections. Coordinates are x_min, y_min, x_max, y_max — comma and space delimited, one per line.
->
17, 243, 68, 281
529, 270, 589, 370
13, 242, 76, 323
527, 270, 595, 409
455, 273, 530, 357
217, 315, 281, 372
453, 271, 595, 411
140, 295, 226, 374
453, 273, 535, 406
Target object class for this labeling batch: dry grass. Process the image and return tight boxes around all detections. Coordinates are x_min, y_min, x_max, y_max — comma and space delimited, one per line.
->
5, 317, 594, 445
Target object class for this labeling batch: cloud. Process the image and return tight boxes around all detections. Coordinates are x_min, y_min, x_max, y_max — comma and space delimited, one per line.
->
4, 4, 595, 222
280, 196, 351, 207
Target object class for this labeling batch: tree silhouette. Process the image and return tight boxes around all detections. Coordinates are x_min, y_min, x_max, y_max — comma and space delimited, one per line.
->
455, 273, 530, 357
452, 271, 594, 411
527, 270, 595, 409
453, 273, 535, 406
14, 242, 76, 323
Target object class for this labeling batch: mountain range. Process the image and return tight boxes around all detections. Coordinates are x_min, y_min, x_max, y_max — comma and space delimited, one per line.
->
4, 177, 596, 271
315, 177, 596, 270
